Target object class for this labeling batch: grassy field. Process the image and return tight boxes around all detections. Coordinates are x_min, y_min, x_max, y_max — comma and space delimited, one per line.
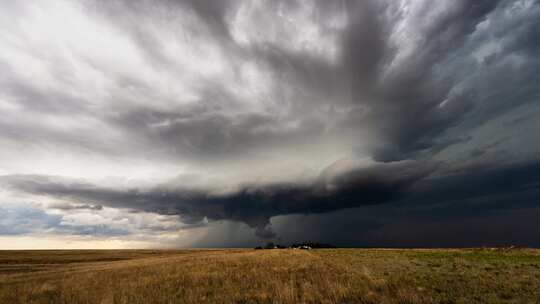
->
0, 248, 539, 303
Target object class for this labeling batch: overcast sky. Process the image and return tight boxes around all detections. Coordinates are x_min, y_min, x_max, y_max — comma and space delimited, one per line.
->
1, 0, 540, 249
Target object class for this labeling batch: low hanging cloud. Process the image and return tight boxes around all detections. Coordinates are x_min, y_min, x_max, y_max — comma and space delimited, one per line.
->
1, 160, 435, 238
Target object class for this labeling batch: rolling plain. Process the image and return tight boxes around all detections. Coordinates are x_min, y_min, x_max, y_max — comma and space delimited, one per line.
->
1, 248, 539, 303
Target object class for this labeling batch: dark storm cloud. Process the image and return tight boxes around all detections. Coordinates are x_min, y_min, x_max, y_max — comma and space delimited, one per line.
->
2, 0, 538, 165
102, 0, 540, 163
1, 0, 540, 246
404, 160, 540, 217
265, 159, 540, 247
271, 205, 540, 248
0, 160, 435, 238
341, 0, 533, 161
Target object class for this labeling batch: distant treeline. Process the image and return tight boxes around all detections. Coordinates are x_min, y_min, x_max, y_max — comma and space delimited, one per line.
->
290, 242, 336, 249
255, 242, 337, 249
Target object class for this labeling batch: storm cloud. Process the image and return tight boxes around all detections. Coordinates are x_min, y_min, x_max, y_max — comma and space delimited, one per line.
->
1, 160, 435, 238
0, 0, 539, 247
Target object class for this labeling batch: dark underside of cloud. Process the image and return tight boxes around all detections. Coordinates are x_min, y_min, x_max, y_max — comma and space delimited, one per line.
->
1, 0, 540, 246
1, 160, 435, 238
4, 158, 540, 244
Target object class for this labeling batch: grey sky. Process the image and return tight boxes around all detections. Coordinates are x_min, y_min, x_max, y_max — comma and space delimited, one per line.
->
1, 0, 539, 248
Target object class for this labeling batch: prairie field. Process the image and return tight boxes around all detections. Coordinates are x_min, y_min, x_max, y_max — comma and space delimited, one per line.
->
0, 248, 539, 304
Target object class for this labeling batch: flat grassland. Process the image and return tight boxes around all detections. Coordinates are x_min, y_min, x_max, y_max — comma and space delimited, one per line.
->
0, 248, 539, 303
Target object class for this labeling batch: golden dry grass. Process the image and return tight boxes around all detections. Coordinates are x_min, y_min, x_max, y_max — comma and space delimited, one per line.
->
0, 248, 539, 303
